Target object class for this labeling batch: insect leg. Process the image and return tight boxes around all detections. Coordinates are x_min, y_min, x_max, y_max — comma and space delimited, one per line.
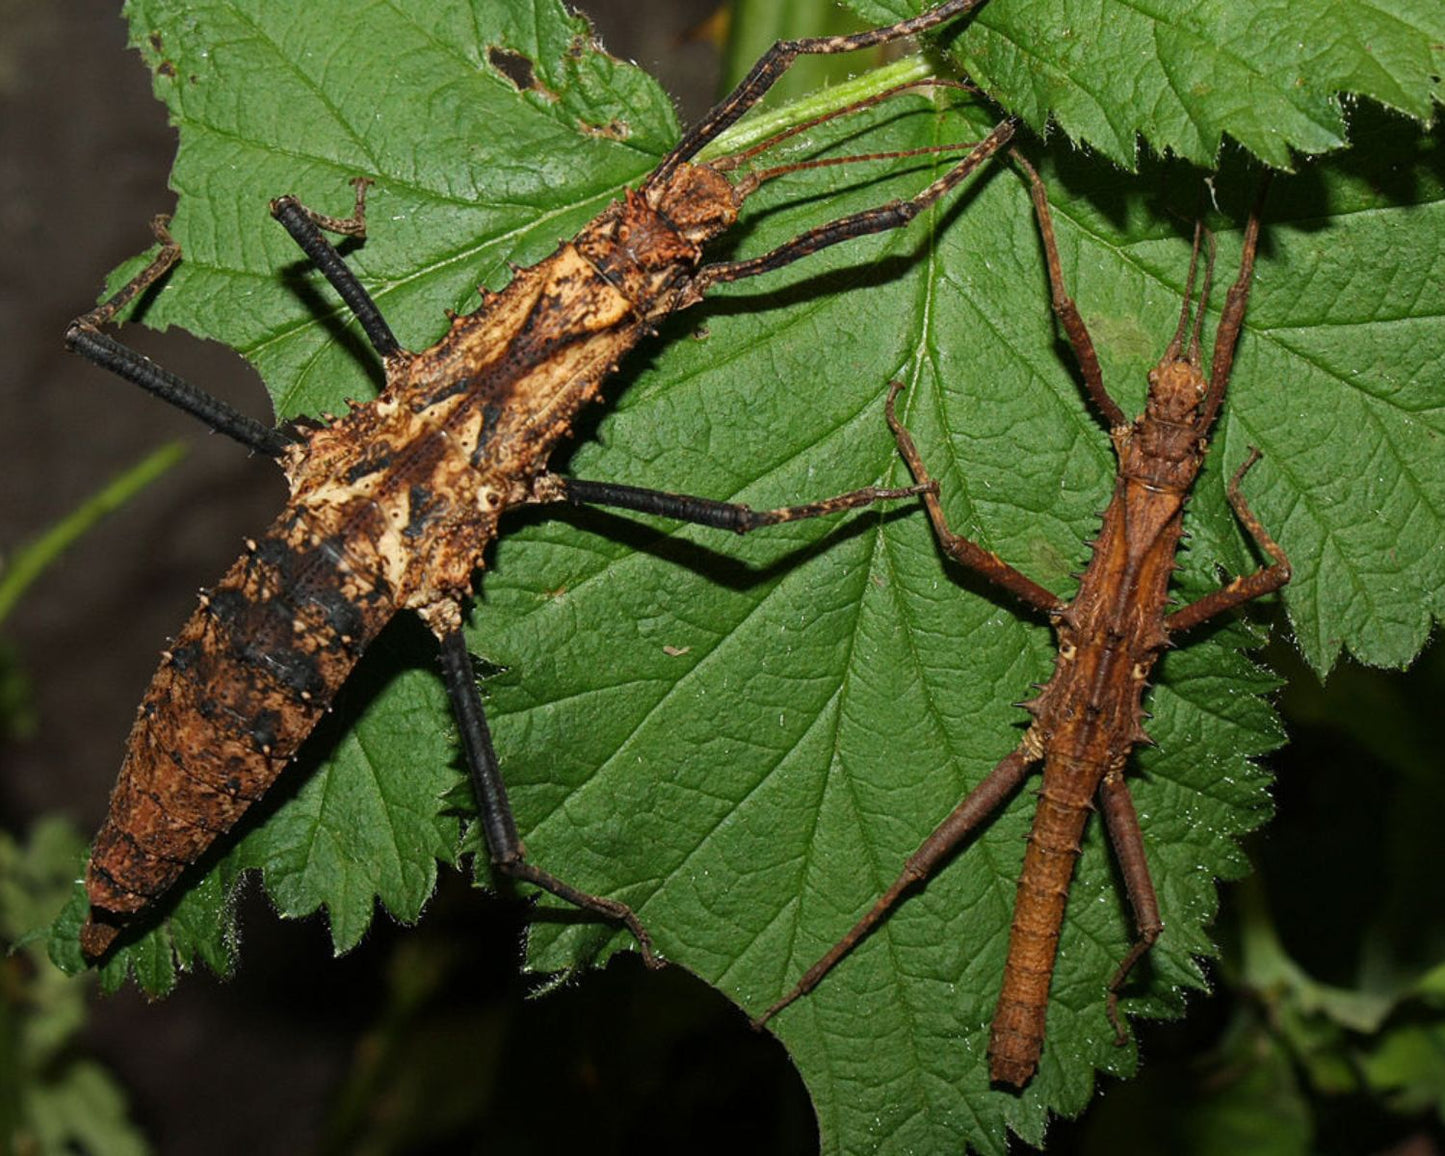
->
269, 179, 402, 361
754, 741, 1038, 1029
1097, 769, 1164, 1046
537, 474, 935, 534
886, 382, 1065, 615
64, 216, 293, 458
648, 0, 990, 188
435, 626, 659, 968
1164, 448, 1291, 635
1011, 151, 1128, 432
695, 119, 1015, 291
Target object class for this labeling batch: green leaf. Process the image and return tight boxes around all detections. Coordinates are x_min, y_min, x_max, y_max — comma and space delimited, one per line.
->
4, 822, 151, 1156
20, 1062, 151, 1156
227, 625, 462, 953
1081, 1001, 1317, 1156
1361, 1020, 1445, 1117
110, 0, 680, 420
55, 1, 1443, 1152
857, 0, 1445, 169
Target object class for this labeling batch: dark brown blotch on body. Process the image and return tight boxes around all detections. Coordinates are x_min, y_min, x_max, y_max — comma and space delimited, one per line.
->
78, 161, 732, 957
77, 0, 1012, 959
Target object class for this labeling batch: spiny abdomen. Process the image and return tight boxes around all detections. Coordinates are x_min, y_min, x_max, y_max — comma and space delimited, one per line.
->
81, 505, 394, 958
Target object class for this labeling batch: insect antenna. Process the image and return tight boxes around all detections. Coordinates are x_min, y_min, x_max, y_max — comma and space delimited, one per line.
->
649, 0, 989, 186
711, 79, 988, 201
692, 117, 1012, 292
1165, 221, 1206, 364
711, 78, 981, 170
684, 79, 1013, 293
730, 140, 990, 204
1189, 229, 1218, 365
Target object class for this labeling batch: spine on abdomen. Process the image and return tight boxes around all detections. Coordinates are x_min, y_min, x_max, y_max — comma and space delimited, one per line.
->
81, 505, 394, 958
987, 782, 1094, 1085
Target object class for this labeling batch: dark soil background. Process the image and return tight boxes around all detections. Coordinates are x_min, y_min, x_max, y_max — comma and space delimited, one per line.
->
3, 3, 1439, 1155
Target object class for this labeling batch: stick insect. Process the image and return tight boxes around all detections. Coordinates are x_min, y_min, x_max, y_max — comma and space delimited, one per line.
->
66, 0, 1013, 963
755, 154, 1290, 1087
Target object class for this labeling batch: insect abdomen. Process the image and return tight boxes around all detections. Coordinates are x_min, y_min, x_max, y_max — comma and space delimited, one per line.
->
987, 783, 1094, 1086
81, 507, 394, 958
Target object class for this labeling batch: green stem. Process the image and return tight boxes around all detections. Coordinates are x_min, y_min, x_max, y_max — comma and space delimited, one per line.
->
0, 443, 185, 628
700, 55, 943, 161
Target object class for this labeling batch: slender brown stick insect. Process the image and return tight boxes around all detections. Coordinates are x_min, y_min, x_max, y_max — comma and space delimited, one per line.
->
754, 153, 1290, 1087
65, 0, 1014, 963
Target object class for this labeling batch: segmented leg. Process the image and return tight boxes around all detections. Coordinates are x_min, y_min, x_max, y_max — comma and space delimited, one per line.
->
696, 120, 1015, 291
73, 215, 181, 329
886, 382, 1065, 615
270, 178, 402, 361
1097, 769, 1163, 1045
1165, 448, 1291, 635
435, 626, 660, 967
538, 474, 935, 534
66, 179, 406, 455
64, 216, 292, 457
754, 742, 1038, 1028
650, 0, 990, 186
1011, 151, 1127, 431
69, 194, 950, 967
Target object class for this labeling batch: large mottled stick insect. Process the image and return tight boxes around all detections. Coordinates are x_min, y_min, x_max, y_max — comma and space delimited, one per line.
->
66, 0, 1013, 962
755, 154, 1290, 1086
